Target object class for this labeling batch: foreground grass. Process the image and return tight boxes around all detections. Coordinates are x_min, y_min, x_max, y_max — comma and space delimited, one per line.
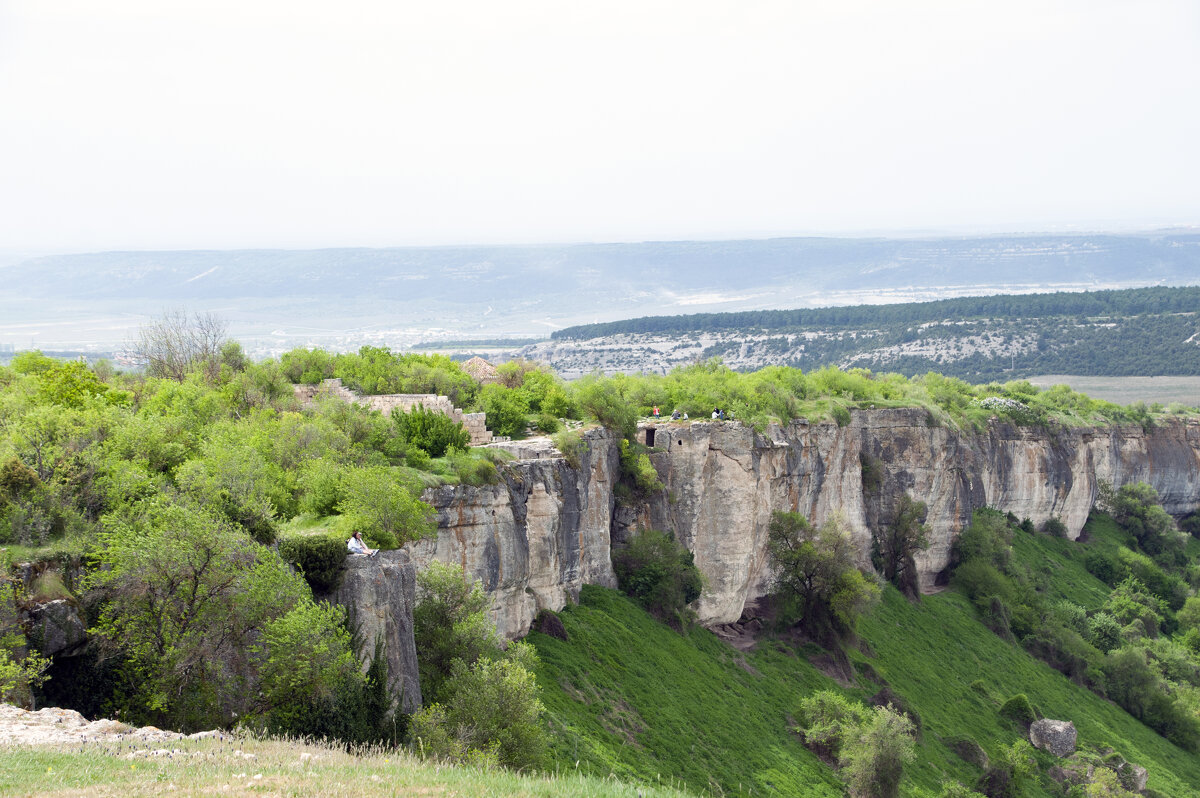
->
0, 735, 692, 798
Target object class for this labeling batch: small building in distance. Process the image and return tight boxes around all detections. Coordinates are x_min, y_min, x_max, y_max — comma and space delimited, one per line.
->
462, 356, 500, 385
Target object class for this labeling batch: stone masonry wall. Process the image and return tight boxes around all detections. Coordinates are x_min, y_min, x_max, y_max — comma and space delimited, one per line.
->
293, 379, 492, 446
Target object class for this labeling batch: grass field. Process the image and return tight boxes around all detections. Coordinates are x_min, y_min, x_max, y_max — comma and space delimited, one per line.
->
0, 736, 691, 798
1027, 375, 1200, 406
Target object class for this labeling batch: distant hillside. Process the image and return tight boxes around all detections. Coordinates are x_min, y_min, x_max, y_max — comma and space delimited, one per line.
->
1, 232, 1197, 355
522, 285, 1200, 380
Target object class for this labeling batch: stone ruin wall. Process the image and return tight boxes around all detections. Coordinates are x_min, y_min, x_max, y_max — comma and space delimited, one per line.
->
292, 378, 492, 446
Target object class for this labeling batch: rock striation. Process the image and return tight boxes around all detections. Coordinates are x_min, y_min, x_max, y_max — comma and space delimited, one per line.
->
628, 410, 1200, 625
411, 411, 1200, 635
406, 429, 620, 639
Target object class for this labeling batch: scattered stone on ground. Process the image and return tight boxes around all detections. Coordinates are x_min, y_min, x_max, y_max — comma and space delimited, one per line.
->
1029, 718, 1077, 758
0, 703, 226, 745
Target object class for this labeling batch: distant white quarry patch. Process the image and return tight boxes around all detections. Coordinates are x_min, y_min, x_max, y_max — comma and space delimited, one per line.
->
183, 266, 219, 283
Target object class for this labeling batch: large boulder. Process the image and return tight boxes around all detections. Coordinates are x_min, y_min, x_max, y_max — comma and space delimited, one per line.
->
27, 600, 87, 656
1029, 718, 1077, 758
329, 550, 422, 713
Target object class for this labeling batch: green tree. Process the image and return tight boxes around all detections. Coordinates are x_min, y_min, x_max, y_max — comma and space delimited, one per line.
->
253, 599, 362, 732
478, 383, 529, 437
413, 561, 504, 705
613, 528, 703, 625
767, 511, 880, 641
89, 499, 309, 729
871, 494, 930, 598
337, 466, 435, 549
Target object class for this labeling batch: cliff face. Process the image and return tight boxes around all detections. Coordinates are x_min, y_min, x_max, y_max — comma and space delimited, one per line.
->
329, 550, 422, 713
634, 409, 1200, 625
406, 429, 620, 639
401, 411, 1200, 637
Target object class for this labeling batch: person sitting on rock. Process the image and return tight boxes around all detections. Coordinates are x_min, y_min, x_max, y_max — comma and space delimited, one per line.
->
347, 531, 377, 556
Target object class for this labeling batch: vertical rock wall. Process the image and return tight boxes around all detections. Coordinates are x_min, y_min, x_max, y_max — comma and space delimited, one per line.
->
635, 410, 1200, 626
406, 428, 620, 639
341, 412, 1200, 653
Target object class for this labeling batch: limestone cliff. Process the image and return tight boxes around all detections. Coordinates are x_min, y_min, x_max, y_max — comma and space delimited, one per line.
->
329, 550, 422, 713
406, 428, 620, 639
633, 409, 1200, 626
392, 410, 1200, 638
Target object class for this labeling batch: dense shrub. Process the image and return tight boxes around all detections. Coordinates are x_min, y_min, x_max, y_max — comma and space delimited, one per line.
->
409, 644, 547, 771
393, 403, 469, 457
798, 690, 917, 798
619, 439, 663, 495
613, 528, 703, 626
410, 563, 547, 770
478, 383, 530, 437
1099, 481, 1186, 563
550, 429, 588, 469
998, 693, 1036, 727
278, 531, 347, 593
1040, 516, 1068, 538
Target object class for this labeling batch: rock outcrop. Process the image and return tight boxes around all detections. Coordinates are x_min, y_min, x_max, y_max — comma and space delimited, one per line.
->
407, 428, 620, 639
631, 410, 1200, 626
26, 600, 87, 657
340, 411, 1200, 643
329, 550, 422, 713
1030, 718, 1077, 757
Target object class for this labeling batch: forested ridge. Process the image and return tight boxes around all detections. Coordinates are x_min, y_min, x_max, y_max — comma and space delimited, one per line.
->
553, 286, 1200, 339
539, 285, 1200, 380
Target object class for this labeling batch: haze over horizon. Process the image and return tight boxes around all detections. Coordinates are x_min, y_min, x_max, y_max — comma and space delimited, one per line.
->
2, 1, 1199, 252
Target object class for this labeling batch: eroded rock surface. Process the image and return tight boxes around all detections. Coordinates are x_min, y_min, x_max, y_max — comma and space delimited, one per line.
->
329, 550, 422, 713
408, 428, 620, 639
625, 411, 1200, 625
0, 704, 223, 745
364, 412, 1200, 637
27, 600, 87, 657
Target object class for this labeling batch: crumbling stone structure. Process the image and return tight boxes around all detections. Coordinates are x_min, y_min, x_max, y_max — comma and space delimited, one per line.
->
293, 378, 492, 446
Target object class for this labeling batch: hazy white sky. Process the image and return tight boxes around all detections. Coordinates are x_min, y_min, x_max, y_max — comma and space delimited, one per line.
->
1, 1, 1198, 251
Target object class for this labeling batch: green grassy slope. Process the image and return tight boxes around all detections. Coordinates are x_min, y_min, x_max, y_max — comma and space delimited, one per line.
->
532, 538, 1200, 797
530, 586, 844, 797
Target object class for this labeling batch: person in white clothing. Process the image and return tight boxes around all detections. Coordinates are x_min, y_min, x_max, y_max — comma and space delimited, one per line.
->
347, 530, 377, 556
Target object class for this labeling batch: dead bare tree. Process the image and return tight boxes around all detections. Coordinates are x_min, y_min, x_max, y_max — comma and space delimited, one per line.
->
130, 309, 228, 381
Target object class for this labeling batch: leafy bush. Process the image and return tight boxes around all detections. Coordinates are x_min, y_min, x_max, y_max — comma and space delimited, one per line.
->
337, 466, 435, 549
478, 383, 530, 437
998, 693, 1036, 727
619, 439, 663, 495
550, 429, 588, 469
797, 690, 917, 798
278, 531, 347, 593
613, 528, 703, 626
409, 644, 548, 771
413, 562, 505, 706
393, 404, 469, 458
296, 458, 347, 516
1041, 516, 1068, 538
